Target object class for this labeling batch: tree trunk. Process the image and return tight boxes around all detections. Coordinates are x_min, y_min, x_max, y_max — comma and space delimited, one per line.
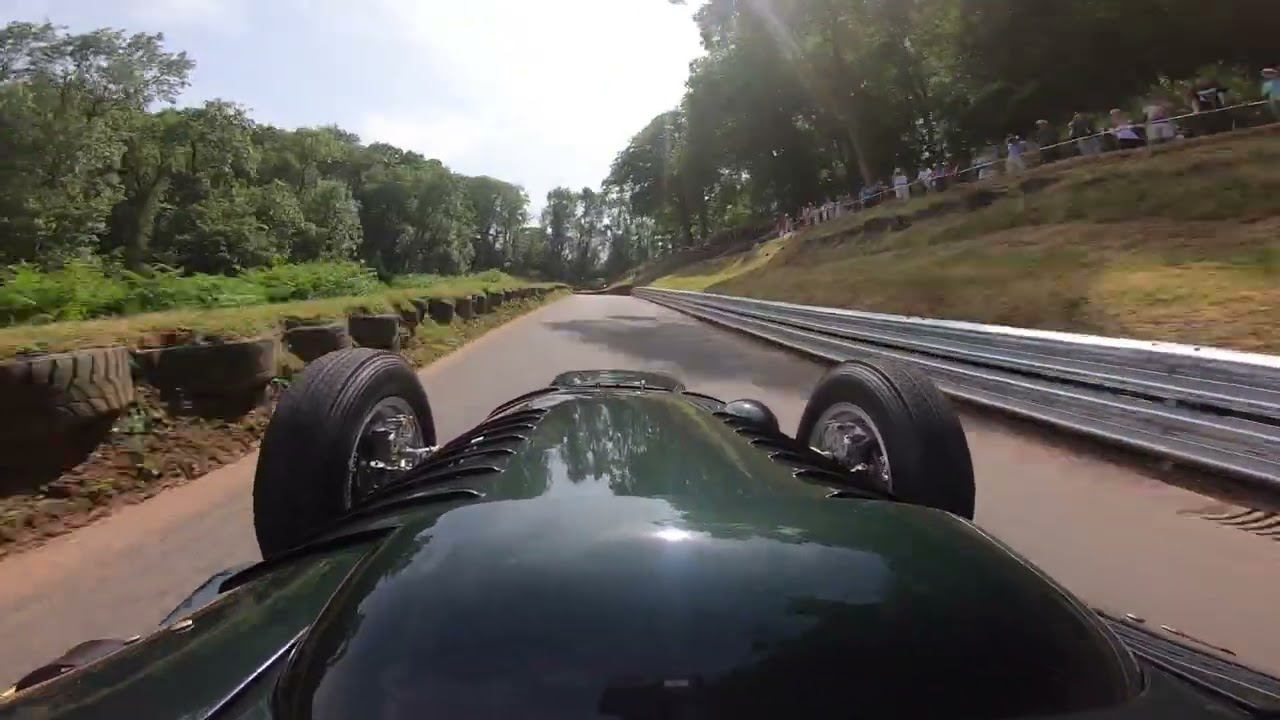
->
695, 195, 709, 244
824, 0, 875, 186
125, 174, 169, 270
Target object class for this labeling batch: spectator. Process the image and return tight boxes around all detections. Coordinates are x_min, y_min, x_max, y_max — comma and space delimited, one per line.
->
1035, 120, 1059, 163
1192, 77, 1228, 113
1069, 112, 1100, 156
916, 165, 933, 194
1109, 109, 1144, 150
1144, 98, 1176, 144
1192, 76, 1230, 134
933, 162, 948, 192
1263, 68, 1279, 120
893, 168, 909, 200
1005, 135, 1027, 174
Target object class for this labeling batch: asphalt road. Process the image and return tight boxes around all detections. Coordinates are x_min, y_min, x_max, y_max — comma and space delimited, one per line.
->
2, 295, 1278, 685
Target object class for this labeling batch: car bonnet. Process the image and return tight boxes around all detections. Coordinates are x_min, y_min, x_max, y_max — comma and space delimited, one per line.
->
273, 490, 1140, 719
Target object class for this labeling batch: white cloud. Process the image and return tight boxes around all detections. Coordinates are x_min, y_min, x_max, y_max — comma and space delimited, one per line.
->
360, 110, 494, 164
5, 0, 250, 32
120, 0, 245, 29
351, 0, 704, 203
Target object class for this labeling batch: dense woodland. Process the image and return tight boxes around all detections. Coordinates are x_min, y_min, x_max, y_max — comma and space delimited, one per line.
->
0, 21, 628, 286
1, 4, 1274, 289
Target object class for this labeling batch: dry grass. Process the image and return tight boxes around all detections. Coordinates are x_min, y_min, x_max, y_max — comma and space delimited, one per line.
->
652, 237, 790, 291
651, 127, 1280, 354
0, 277, 556, 359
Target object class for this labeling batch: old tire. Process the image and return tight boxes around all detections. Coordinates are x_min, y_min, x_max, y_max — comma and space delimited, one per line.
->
284, 324, 352, 363
453, 296, 473, 320
0, 347, 134, 430
472, 293, 489, 315
253, 348, 436, 558
0, 347, 134, 480
426, 298, 454, 324
134, 338, 277, 396
797, 359, 974, 519
347, 314, 401, 351
396, 306, 420, 333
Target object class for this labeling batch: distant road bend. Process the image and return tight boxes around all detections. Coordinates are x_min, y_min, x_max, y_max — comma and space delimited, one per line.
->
0, 294, 1277, 685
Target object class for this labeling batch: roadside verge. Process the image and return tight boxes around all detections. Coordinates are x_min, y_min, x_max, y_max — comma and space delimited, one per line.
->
0, 290, 567, 558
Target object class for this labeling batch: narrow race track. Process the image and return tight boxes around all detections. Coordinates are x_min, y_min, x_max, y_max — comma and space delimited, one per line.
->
1, 294, 1277, 684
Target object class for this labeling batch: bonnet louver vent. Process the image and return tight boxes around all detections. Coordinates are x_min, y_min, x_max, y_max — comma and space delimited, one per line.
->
410, 408, 548, 485
713, 412, 850, 484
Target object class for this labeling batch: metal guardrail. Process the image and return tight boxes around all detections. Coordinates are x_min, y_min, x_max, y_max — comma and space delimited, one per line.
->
634, 287, 1280, 491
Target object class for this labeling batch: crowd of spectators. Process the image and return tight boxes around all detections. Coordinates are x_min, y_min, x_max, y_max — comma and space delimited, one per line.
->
773, 67, 1278, 238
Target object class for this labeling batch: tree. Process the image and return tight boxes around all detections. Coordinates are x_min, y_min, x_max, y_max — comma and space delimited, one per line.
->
0, 20, 540, 282
0, 22, 192, 264
463, 175, 529, 271
540, 187, 579, 280
602, 0, 1271, 281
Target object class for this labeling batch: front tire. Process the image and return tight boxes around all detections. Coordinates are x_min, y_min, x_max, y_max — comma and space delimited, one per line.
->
253, 349, 435, 558
797, 359, 975, 519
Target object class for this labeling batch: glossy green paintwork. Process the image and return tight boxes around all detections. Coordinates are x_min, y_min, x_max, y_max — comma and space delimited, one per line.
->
474, 390, 834, 502
1, 389, 1141, 719
0, 545, 368, 720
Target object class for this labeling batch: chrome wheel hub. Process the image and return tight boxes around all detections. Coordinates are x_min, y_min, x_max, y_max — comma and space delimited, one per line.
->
347, 397, 432, 504
808, 402, 892, 491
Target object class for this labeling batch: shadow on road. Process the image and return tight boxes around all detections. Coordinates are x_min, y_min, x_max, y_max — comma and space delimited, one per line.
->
543, 312, 821, 396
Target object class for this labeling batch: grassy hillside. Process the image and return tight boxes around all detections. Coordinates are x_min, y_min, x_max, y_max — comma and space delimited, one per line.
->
650, 126, 1280, 354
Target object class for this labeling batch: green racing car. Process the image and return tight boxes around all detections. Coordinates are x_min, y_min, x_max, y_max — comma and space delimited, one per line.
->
3, 349, 1278, 719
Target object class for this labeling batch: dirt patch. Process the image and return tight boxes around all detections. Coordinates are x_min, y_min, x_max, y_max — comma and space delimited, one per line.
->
0, 385, 276, 559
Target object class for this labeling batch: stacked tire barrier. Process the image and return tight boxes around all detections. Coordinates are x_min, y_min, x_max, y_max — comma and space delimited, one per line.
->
284, 324, 352, 362
635, 287, 1280, 492
0, 286, 554, 481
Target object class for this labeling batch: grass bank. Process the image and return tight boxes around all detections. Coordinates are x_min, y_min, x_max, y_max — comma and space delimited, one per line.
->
651, 126, 1280, 354
0, 290, 568, 558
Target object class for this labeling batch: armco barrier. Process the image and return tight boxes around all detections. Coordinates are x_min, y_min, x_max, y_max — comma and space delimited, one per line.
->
635, 287, 1280, 491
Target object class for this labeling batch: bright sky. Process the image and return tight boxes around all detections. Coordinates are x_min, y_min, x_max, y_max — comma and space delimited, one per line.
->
3, 0, 706, 208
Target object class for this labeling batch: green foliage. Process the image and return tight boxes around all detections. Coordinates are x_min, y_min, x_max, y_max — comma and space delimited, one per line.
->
0, 260, 390, 325
239, 262, 383, 302
391, 268, 507, 289
0, 21, 556, 288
